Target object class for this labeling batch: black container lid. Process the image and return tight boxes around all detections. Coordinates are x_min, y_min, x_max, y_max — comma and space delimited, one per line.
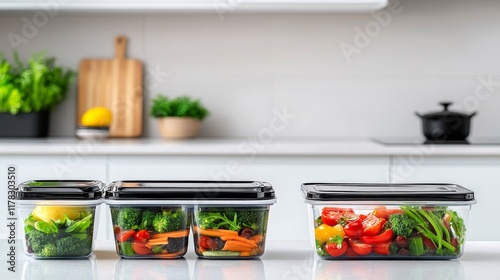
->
15, 180, 104, 200
302, 183, 475, 203
105, 180, 275, 202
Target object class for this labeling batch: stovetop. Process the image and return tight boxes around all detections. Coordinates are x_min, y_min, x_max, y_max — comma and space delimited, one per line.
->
372, 137, 500, 146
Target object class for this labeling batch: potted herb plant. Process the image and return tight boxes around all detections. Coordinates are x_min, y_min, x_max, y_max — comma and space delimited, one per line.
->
0, 52, 74, 137
150, 95, 209, 139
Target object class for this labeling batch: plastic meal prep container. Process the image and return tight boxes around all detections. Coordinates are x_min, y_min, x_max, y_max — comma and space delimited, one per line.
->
301, 183, 476, 260
104, 180, 276, 259
104, 181, 192, 259
190, 181, 276, 259
15, 180, 104, 259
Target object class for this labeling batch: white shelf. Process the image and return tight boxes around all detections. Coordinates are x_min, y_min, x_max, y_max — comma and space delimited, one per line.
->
0, 0, 388, 12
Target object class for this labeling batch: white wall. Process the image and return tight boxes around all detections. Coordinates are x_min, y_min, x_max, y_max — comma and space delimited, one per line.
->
1, 0, 500, 139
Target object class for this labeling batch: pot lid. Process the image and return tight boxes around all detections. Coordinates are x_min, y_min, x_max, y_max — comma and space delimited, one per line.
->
104, 180, 276, 201
419, 102, 472, 119
301, 183, 475, 203
15, 180, 105, 200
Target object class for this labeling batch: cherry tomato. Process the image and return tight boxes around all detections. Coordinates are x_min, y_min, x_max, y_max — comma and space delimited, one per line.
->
349, 239, 372, 256
321, 208, 354, 226
371, 206, 403, 219
199, 236, 218, 250
362, 215, 385, 236
422, 236, 436, 250
315, 224, 345, 244
199, 236, 210, 249
345, 246, 359, 257
325, 240, 348, 257
132, 241, 152, 255
394, 236, 408, 248
373, 242, 392, 255
134, 229, 151, 243
360, 229, 394, 245
344, 220, 363, 237
117, 229, 136, 242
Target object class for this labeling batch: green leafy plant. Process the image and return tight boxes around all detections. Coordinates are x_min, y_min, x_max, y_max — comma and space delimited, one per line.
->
0, 52, 74, 114
150, 95, 209, 120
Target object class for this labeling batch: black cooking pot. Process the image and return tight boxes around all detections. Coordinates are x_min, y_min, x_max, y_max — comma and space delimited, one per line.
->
416, 102, 476, 141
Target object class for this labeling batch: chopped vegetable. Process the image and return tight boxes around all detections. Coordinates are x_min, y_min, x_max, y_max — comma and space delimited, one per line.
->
24, 208, 94, 258
388, 214, 416, 238
153, 210, 187, 233
193, 207, 269, 258
111, 207, 189, 258
314, 205, 467, 259
202, 251, 241, 257
116, 208, 142, 231
408, 235, 425, 256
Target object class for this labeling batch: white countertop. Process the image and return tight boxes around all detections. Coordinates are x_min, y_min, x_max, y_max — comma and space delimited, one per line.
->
2, 240, 500, 280
2, 138, 500, 156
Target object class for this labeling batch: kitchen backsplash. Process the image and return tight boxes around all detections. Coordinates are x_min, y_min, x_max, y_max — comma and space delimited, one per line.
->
1, 0, 499, 139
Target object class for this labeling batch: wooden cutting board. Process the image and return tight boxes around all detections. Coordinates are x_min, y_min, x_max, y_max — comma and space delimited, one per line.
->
78, 35, 143, 137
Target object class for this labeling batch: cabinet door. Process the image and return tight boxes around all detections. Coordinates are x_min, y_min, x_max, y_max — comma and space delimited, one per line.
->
110, 155, 390, 241
0, 155, 108, 240
391, 156, 500, 241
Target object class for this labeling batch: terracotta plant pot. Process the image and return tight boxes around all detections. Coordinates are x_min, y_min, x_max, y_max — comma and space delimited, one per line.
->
157, 117, 201, 139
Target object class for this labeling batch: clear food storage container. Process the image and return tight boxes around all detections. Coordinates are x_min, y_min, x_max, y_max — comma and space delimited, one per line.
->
104, 181, 192, 259
15, 180, 104, 259
190, 181, 276, 259
301, 183, 476, 260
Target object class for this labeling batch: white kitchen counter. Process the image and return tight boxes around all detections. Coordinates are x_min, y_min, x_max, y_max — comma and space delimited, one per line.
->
2, 240, 499, 280
1, 138, 500, 156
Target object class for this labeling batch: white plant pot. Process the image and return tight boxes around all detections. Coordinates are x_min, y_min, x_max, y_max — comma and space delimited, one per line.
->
157, 117, 201, 139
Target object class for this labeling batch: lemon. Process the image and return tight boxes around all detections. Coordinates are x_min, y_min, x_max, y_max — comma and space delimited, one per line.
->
32, 206, 87, 223
81, 107, 113, 127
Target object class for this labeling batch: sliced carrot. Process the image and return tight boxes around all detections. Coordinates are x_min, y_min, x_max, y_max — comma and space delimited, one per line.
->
222, 240, 254, 252
158, 252, 184, 258
150, 229, 190, 239
147, 237, 171, 247
220, 235, 258, 247
192, 226, 238, 237
250, 235, 264, 244
240, 251, 252, 257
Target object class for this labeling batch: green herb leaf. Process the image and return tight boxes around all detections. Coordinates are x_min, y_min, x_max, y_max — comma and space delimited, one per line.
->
34, 220, 58, 234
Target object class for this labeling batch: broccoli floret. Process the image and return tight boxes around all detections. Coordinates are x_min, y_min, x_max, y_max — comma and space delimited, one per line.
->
26, 230, 56, 254
140, 210, 158, 230
116, 208, 142, 230
389, 242, 399, 255
153, 210, 187, 232
56, 235, 92, 256
431, 206, 448, 220
238, 209, 268, 232
195, 211, 222, 230
388, 214, 416, 238
40, 244, 57, 257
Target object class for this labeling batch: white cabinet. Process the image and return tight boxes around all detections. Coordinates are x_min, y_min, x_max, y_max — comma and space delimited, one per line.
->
109, 155, 391, 241
391, 156, 500, 241
0, 155, 108, 240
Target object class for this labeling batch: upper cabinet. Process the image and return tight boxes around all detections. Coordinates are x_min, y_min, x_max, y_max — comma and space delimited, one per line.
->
0, 0, 388, 12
